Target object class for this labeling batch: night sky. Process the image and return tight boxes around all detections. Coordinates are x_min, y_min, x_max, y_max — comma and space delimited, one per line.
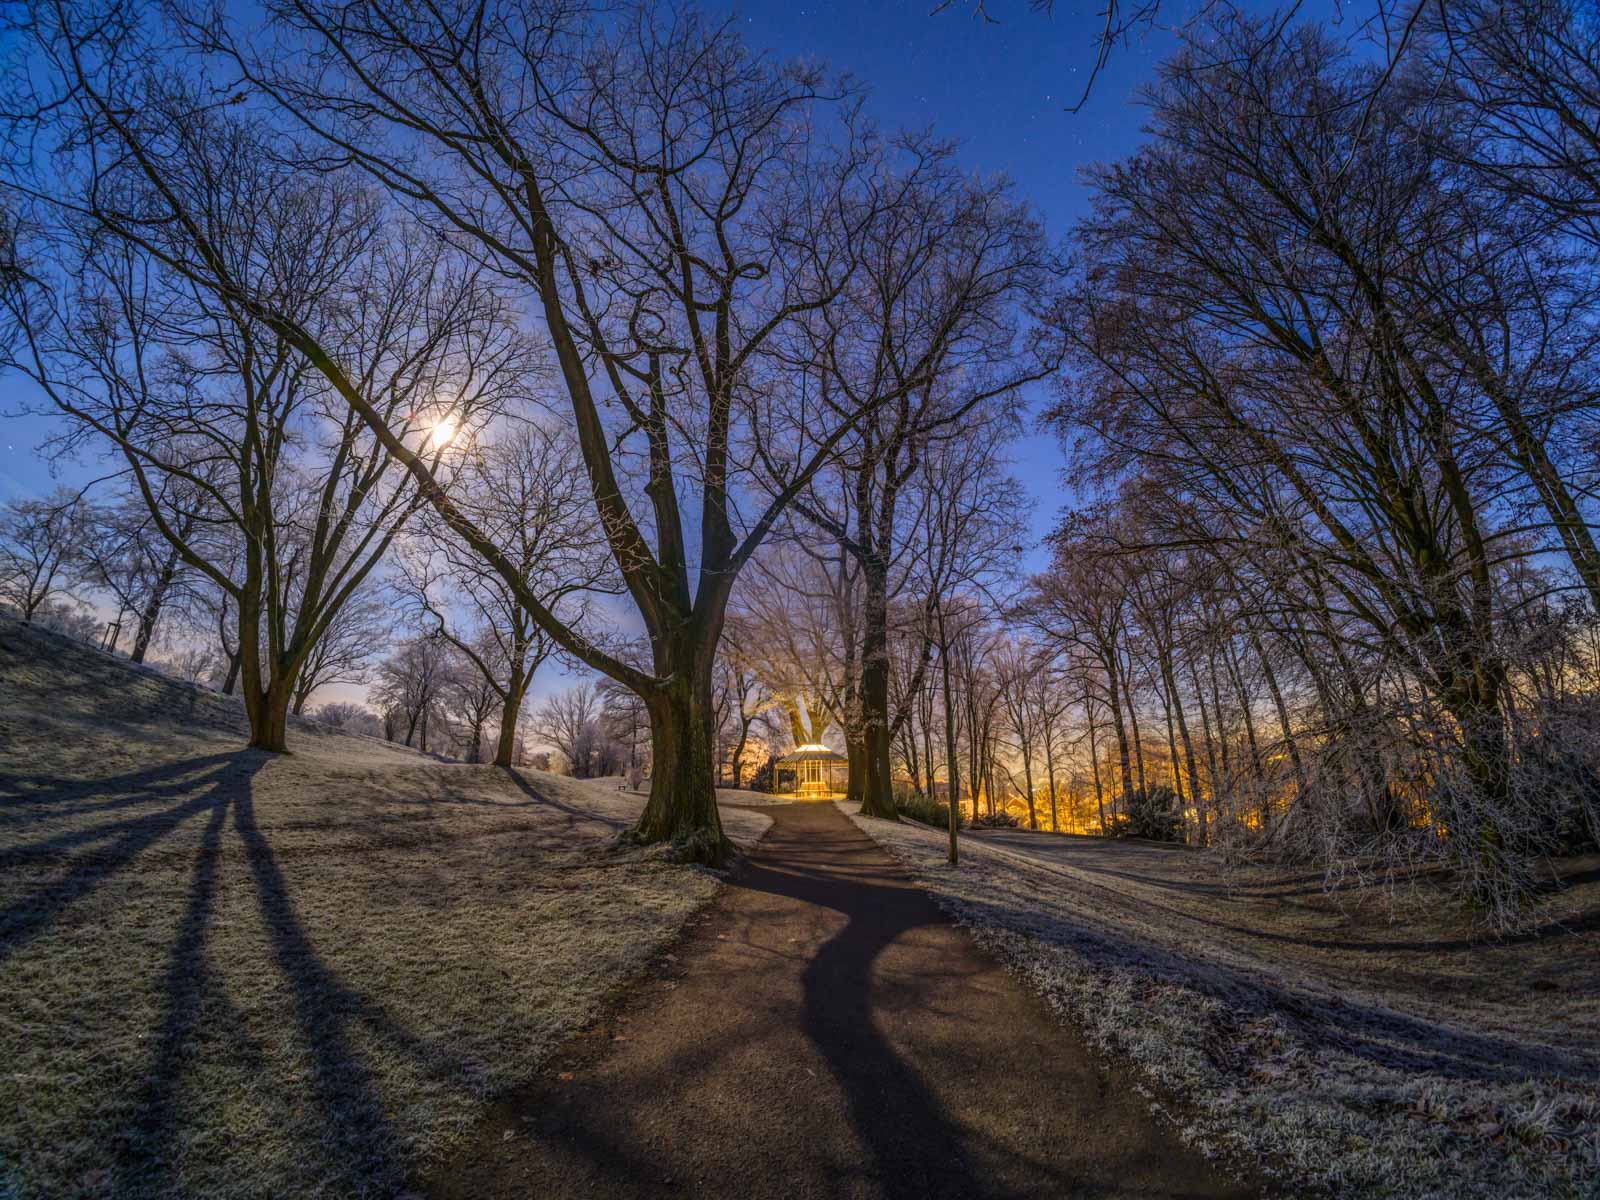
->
0, 0, 1359, 564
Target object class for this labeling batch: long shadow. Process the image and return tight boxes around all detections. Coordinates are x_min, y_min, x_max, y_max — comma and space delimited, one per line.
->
501, 767, 631, 832
0, 755, 251, 966
980, 839, 1600, 955
0, 753, 243, 823
950, 885, 1594, 1084
232, 787, 409, 1194
730, 812, 998, 1200
119, 788, 257, 1195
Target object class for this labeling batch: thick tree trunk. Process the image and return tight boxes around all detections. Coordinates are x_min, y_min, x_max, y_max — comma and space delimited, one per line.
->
857, 561, 899, 819
632, 669, 728, 866
244, 676, 295, 753
222, 653, 241, 696
844, 729, 865, 806
495, 693, 522, 768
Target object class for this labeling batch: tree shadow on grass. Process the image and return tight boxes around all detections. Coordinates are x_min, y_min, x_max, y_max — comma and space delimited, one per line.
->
0, 753, 245, 827
950, 883, 1595, 1084
502, 767, 632, 833
230, 786, 412, 1195
119, 791, 274, 1196
0, 754, 257, 967
3, 744, 486, 1196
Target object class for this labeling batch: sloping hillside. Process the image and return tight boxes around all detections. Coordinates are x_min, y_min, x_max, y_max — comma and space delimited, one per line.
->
0, 617, 769, 1200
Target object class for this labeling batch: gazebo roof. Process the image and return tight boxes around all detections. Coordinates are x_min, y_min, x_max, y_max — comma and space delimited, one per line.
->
776, 743, 847, 765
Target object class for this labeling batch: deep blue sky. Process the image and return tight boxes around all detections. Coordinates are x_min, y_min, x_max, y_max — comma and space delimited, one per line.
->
1, 0, 1361, 556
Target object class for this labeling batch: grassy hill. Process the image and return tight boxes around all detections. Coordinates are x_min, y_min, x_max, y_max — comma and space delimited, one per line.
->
0, 617, 769, 1200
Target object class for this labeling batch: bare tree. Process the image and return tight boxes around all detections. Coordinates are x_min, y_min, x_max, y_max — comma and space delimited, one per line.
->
77, 487, 202, 663
1, 49, 530, 752
169, 1, 992, 861
918, 432, 1028, 862
0, 488, 87, 622
437, 646, 505, 764
782, 155, 1055, 819
289, 590, 389, 715
400, 423, 614, 767
1428, 0, 1600, 248
314, 700, 381, 737
533, 683, 605, 779
370, 634, 454, 752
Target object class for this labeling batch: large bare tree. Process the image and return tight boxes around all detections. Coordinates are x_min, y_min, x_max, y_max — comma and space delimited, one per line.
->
114, 0, 985, 860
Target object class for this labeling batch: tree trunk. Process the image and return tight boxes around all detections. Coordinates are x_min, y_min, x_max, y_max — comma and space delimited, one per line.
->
1206, 651, 1233, 781
1121, 651, 1148, 799
1224, 639, 1264, 783
1249, 626, 1308, 809
130, 546, 182, 664
1164, 657, 1204, 847
1103, 662, 1134, 809
244, 676, 295, 753
844, 731, 865, 806
1043, 718, 1060, 833
1021, 748, 1037, 830
222, 653, 241, 696
1087, 699, 1107, 834
633, 670, 728, 866
495, 686, 525, 769
938, 612, 960, 865
857, 559, 898, 819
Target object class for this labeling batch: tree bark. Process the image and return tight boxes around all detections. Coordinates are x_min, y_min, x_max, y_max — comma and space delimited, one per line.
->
244, 677, 295, 753
634, 669, 729, 864
938, 609, 960, 865
495, 688, 524, 768
856, 556, 899, 818
130, 543, 183, 664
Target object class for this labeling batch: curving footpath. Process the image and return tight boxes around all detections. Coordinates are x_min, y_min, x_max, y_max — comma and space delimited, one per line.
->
427, 801, 1255, 1200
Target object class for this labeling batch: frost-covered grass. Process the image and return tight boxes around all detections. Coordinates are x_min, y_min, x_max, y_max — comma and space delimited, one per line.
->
842, 804, 1600, 1199
0, 618, 768, 1200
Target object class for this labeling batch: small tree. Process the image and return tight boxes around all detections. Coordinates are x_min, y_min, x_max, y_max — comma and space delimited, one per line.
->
0, 488, 87, 622
370, 635, 455, 752
533, 684, 604, 779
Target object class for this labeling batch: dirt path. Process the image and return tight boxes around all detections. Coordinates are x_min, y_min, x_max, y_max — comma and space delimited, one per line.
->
428, 802, 1253, 1200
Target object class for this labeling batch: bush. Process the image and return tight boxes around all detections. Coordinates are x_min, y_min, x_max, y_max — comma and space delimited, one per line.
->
747, 755, 776, 793
1105, 785, 1185, 842
897, 794, 962, 830
972, 809, 1020, 829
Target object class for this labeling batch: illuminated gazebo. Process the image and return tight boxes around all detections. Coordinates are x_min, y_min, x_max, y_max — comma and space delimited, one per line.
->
775, 744, 847, 799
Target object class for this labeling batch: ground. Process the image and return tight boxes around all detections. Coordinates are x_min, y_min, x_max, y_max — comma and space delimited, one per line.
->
0, 618, 769, 1199
423, 802, 1249, 1200
6, 615, 1597, 1199
846, 808, 1600, 1199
